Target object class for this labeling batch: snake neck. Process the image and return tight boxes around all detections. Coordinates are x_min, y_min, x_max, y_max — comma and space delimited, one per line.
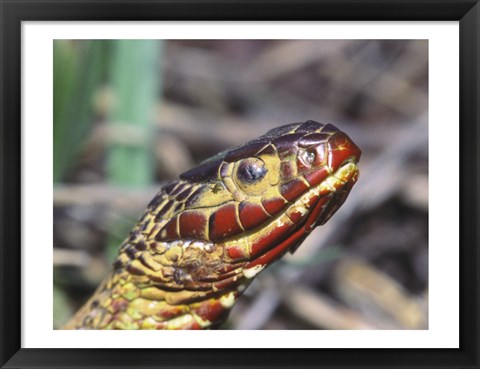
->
64, 195, 252, 329
64, 266, 245, 329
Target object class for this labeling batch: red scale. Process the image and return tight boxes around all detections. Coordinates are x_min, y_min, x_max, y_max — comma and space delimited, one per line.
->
191, 298, 229, 325
156, 216, 179, 241
209, 204, 243, 241
303, 167, 330, 187
262, 197, 287, 215
238, 201, 271, 230
327, 132, 361, 171
287, 208, 305, 224
250, 220, 295, 258
225, 244, 249, 261
279, 178, 309, 201
179, 211, 208, 240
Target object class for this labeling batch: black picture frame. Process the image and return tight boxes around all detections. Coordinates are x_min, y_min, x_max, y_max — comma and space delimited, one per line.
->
1, 1, 479, 368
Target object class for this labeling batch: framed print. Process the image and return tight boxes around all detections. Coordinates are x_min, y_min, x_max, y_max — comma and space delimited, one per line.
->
1, 1, 479, 368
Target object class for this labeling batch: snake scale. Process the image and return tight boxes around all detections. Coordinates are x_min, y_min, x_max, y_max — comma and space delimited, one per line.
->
64, 120, 361, 330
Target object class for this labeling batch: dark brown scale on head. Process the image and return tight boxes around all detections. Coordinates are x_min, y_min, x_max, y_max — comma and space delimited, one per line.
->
184, 187, 205, 208
147, 192, 166, 210
321, 123, 340, 134
128, 232, 138, 242
134, 241, 147, 251
113, 259, 124, 271
140, 222, 150, 233
223, 141, 270, 163
179, 158, 222, 183
162, 182, 178, 195
155, 199, 176, 221
255, 144, 277, 156
272, 133, 304, 159
173, 202, 185, 213
170, 183, 189, 196
175, 186, 194, 202
299, 133, 330, 148
293, 119, 323, 133
125, 246, 138, 260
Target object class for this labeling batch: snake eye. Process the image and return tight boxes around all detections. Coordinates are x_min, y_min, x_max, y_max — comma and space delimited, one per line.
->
234, 157, 271, 195
237, 158, 267, 183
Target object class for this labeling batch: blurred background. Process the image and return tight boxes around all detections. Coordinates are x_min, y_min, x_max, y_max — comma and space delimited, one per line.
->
53, 39, 428, 330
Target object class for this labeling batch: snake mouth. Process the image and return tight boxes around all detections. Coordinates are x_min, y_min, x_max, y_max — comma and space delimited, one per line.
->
279, 159, 358, 255
237, 158, 359, 267
303, 159, 359, 230
284, 160, 360, 260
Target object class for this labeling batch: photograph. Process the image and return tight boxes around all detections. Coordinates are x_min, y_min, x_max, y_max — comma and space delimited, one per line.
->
53, 39, 429, 330
2, 1, 478, 367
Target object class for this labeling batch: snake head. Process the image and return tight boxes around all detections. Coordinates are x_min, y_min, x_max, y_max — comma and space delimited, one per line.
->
147, 120, 360, 314
171, 120, 360, 245
124, 120, 361, 289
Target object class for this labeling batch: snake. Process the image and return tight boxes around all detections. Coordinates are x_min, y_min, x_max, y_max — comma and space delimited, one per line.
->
64, 120, 361, 330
